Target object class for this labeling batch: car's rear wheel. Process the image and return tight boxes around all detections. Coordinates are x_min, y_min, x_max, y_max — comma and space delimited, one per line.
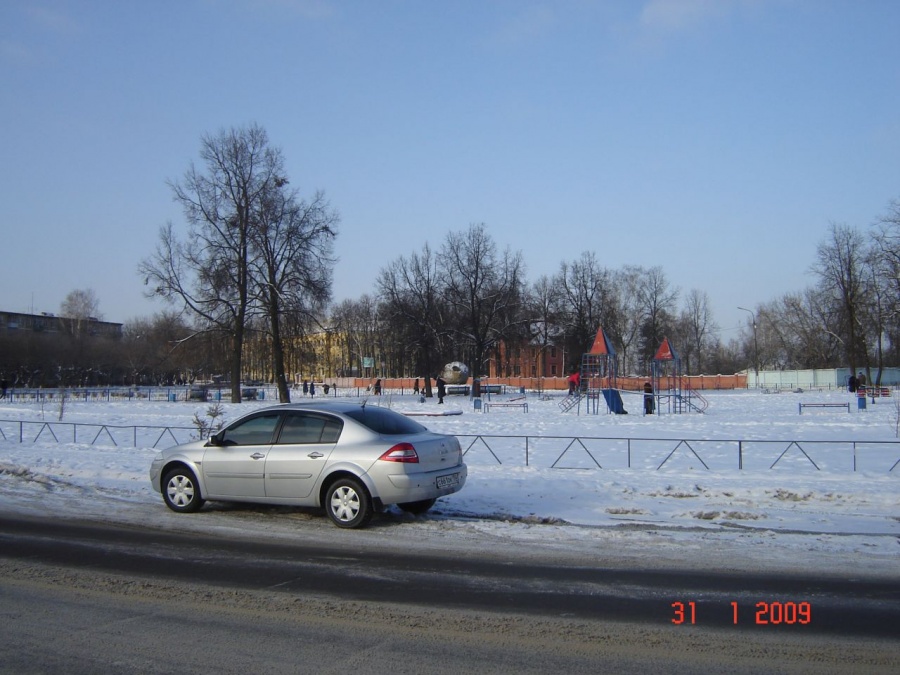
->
162, 467, 204, 513
325, 477, 372, 529
397, 498, 436, 515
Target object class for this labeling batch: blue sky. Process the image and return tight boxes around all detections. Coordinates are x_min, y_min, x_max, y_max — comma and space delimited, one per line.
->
2, 0, 899, 341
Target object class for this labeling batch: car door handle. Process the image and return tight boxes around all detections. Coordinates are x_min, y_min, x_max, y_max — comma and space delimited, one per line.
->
307, 452, 324, 459
250, 453, 266, 460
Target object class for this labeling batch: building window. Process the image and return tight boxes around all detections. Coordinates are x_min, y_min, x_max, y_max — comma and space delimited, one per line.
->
550, 347, 557, 358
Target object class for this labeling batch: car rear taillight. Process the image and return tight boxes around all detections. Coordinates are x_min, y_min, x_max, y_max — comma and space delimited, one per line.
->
378, 443, 419, 463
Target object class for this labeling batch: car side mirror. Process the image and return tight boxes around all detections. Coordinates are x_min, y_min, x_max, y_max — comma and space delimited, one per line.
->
207, 431, 222, 447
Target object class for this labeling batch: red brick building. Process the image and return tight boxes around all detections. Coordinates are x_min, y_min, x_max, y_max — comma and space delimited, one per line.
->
486, 340, 567, 379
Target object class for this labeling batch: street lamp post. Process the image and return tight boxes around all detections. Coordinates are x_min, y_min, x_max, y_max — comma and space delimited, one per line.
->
738, 307, 759, 389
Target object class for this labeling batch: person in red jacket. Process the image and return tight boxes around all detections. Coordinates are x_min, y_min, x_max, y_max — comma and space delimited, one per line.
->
567, 370, 580, 396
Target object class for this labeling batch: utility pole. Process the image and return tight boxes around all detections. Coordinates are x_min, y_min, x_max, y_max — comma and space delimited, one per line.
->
738, 307, 759, 389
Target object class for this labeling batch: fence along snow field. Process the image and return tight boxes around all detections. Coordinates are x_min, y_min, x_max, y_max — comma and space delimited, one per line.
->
457, 434, 900, 473
3, 421, 898, 472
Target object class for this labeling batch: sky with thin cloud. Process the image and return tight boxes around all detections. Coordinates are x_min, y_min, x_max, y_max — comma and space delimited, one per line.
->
2, 0, 898, 338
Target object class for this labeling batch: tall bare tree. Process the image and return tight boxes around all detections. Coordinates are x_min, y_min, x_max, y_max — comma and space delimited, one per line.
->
873, 198, 900, 365
251, 188, 338, 402
610, 265, 645, 375
441, 223, 525, 378
378, 243, 447, 396
636, 266, 679, 366
873, 198, 900, 296
766, 289, 841, 369
553, 252, 613, 369
524, 275, 564, 378
677, 288, 717, 375
812, 222, 871, 378
140, 124, 287, 402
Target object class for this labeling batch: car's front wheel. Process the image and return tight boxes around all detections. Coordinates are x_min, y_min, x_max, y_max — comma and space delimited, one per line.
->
162, 467, 204, 513
397, 498, 436, 515
325, 477, 373, 529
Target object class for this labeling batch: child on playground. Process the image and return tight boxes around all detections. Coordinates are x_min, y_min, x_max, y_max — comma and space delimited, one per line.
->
643, 381, 655, 414
567, 370, 580, 395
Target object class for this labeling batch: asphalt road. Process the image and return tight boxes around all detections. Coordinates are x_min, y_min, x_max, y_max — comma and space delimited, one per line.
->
0, 514, 898, 674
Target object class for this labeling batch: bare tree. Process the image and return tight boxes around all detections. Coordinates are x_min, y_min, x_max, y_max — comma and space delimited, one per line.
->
636, 266, 679, 366
553, 252, 614, 370
610, 265, 645, 375
759, 290, 838, 369
441, 223, 526, 378
811, 222, 872, 378
252, 188, 338, 402
59, 288, 102, 338
524, 275, 564, 378
140, 124, 286, 402
873, 198, 900, 301
329, 296, 381, 380
122, 311, 208, 385
378, 243, 447, 396
677, 289, 717, 375
872, 198, 900, 365
58, 288, 104, 383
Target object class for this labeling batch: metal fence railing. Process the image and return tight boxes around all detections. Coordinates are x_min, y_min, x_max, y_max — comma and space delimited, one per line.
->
0, 387, 264, 404
0, 419, 197, 448
456, 435, 900, 473
3, 420, 897, 472
0, 385, 403, 403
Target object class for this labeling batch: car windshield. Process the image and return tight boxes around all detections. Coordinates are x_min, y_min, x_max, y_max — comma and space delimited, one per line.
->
344, 406, 427, 435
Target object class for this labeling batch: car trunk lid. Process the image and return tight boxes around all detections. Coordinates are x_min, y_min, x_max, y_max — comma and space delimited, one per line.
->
404, 432, 462, 472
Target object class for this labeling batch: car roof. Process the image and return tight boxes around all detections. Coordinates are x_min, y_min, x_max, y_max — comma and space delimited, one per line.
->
254, 400, 380, 415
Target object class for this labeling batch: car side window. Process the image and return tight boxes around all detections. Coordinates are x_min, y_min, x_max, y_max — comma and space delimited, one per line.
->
277, 413, 343, 445
320, 417, 342, 443
219, 413, 280, 446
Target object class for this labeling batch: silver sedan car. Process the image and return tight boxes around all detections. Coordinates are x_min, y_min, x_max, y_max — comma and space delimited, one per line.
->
149, 401, 467, 528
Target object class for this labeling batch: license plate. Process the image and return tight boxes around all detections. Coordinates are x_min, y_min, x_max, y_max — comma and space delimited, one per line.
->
436, 473, 459, 489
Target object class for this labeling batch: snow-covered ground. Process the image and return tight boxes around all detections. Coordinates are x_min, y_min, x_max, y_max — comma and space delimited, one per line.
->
1, 388, 898, 577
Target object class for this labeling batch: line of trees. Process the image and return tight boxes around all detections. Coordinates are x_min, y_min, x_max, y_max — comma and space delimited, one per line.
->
328, 239, 731, 389
751, 205, 900, 383
4, 121, 897, 397
255, 198, 900, 392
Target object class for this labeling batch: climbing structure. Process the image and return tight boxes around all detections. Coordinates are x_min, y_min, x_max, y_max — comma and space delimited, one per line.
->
581, 326, 626, 414
650, 337, 707, 414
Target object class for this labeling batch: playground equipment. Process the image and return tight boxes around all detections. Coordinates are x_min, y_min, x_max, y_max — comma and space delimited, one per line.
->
650, 338, 708, 414
556, 326, 629, 415
559, 330, 708, 415
583, 326, 625, 414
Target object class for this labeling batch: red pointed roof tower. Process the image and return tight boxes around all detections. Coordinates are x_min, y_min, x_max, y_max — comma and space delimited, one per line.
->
653, 337, 678, 362
581, 325, 616, 390
589, 326, 615, 356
